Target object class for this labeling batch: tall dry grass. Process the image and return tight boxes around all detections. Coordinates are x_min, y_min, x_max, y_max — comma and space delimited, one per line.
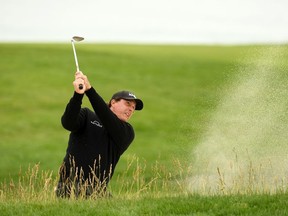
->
1, 154, 288, 202
0, 156, 192, 201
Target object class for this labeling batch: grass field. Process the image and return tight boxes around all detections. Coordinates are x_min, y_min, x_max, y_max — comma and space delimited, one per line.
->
0, 43, 288, 215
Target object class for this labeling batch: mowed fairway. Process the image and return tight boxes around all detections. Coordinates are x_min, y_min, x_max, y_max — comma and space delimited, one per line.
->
0, 43, 288, 215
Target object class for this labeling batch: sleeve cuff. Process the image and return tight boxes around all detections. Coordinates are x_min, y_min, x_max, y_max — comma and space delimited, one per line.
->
73, 91, 84, 101
85, 87, 96, 97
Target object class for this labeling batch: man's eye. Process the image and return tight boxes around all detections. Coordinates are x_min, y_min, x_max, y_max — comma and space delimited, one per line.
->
126, 101, 135, 109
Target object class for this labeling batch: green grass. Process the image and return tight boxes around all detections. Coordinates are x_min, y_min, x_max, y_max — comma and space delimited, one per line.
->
0, 43, 243, 179
1, 194, 288, 216
0, 43, 288, 215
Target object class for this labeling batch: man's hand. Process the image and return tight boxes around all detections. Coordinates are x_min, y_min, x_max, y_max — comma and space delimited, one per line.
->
73, 71, 92, 94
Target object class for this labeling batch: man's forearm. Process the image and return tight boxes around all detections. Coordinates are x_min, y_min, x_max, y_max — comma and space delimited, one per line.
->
61, 92, 84, 131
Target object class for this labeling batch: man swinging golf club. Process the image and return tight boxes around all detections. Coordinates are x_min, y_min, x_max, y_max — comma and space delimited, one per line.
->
56, 58, 144, 197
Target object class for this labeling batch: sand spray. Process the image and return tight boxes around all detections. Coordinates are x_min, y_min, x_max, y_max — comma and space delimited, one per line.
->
189, 46, 288, 194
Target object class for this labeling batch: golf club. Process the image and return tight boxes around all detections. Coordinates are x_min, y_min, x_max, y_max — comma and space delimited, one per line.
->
71, 36, 84, 90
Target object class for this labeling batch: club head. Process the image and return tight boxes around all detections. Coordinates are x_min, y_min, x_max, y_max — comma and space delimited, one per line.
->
72, 36, 84, 42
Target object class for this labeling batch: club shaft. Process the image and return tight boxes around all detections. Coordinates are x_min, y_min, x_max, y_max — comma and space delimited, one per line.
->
71, 39, 83, 89
71, 40, 80, 71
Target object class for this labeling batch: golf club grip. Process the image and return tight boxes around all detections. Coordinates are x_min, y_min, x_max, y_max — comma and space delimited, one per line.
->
79, 84, 83, 90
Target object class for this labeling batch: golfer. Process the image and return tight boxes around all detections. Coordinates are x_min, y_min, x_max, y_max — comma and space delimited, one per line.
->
56, 71, 143, 198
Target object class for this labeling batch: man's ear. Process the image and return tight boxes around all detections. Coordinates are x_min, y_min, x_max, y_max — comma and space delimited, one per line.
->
110, 99, 116, 106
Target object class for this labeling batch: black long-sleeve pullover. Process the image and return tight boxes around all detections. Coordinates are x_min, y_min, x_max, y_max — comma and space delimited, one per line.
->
59, 87, 134, 185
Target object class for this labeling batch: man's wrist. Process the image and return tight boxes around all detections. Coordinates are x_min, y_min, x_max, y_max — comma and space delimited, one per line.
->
85, 85, 92, 92
73, 91, 85, 100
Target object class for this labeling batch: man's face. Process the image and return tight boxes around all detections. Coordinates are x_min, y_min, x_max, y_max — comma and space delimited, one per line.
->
110, 99, 136, 122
